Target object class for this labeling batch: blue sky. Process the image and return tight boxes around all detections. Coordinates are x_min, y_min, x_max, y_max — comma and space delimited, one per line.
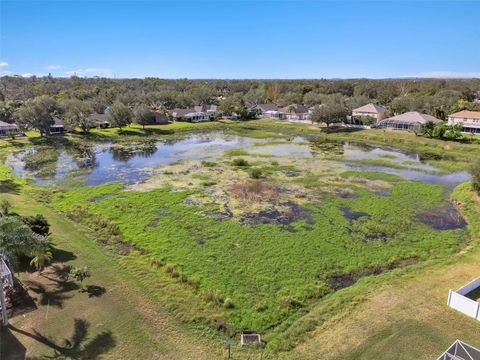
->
1, 1, 479, 79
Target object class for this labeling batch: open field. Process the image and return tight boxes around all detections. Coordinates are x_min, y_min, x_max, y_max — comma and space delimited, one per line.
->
1, 119, 480, 359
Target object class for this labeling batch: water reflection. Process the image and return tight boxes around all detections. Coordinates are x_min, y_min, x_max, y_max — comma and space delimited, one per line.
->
5, 133, 471, 187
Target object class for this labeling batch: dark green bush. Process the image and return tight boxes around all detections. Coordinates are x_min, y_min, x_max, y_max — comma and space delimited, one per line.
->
249, 167, 263, 179
232, 158, 249, 167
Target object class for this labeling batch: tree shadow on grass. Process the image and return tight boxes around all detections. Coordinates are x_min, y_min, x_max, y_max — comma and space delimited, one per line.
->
23, 279, 78, 308
0, 179, 22, 194
9, 319, 116, 360
0, 327, 26, 360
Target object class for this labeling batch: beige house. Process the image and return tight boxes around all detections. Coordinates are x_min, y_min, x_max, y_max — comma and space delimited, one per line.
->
351, 103, 386, 123
448, 110, 480, 134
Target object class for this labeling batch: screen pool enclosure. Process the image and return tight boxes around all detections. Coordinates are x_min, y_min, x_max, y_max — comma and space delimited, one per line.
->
437, 340, 480, 360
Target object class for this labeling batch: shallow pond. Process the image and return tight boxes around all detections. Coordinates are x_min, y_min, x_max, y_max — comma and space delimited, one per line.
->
5, 132, 470, 187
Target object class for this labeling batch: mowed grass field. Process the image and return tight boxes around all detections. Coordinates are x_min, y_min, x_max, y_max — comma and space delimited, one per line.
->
1, 120, 480, 359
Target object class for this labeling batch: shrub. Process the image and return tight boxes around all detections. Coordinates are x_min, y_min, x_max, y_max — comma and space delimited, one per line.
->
232, 158, 249, 167
249, 167, 263, 179
0, 199, 11, 216
472, 162, 480, 195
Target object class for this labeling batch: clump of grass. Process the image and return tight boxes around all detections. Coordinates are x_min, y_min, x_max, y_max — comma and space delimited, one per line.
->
225, 148, 249, 157
223, 298, 234, 309
201, 161, 217, 167
249, 167, 263, 179
232, 158, 249, 167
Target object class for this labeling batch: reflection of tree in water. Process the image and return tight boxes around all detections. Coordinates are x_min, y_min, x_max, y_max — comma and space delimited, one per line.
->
23, 146, 61, 179
109, 141, 158, 162
312, 140, 344, 155
66, 142, 97, 169
10, 319, 115, 360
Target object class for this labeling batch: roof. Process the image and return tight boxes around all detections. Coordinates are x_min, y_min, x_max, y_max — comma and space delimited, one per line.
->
0, 121, 18, 130
88, 112, 109, 122
284, 104, 309, 114
381, 111, 442, 124
449, 110, 480, 118
52, 116, 63, 126
352, 103, 386, 114
170, 108, 207, 118
194, 104, 218, 112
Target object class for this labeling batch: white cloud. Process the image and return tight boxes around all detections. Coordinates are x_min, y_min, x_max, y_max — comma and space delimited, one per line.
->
64, 67, 113, 78
0, 61, 8, 67
21, 73, 34, 78
412, 71, 480, 79
46, 64, 61, 70
0, 70, 13, 76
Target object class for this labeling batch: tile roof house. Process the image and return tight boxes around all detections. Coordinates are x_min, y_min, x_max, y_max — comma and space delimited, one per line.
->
377, 111, 442, 132
448, 110, 480, 134
352, 103, 386, 123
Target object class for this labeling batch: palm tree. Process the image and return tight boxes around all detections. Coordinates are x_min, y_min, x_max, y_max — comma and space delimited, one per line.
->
0, 216, 51, 270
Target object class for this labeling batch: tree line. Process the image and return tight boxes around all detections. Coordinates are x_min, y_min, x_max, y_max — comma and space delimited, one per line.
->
1, 76, 479, 134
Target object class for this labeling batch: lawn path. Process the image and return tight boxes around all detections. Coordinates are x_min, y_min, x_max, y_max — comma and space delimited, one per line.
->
3, 192, 221, 359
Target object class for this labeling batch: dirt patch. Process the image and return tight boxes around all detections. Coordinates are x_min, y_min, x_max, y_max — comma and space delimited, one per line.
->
228, 180, 280, 203
327, 258, 418, 291
418, 203, 467, 230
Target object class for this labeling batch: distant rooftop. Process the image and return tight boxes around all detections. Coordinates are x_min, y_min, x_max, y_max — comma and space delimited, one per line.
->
449, 110, 480, 118
352, 103, 386, 113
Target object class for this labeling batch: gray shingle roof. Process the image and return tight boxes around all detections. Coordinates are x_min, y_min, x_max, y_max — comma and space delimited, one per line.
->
382, 111, 441, 124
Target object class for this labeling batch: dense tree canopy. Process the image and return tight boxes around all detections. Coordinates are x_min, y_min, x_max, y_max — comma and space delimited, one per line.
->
108, 101, 133, 130
1, 76, 479, 131
15, 95, 57, 135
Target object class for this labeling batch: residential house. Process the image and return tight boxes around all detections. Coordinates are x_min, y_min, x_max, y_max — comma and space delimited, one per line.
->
170, 108, 209, 122
249, 104, 285, 119
377, 111, 442, 132
448, 110, 480, 134
88, 112, 110, 128
49, 117, 65, 134
153, 112, 170, 125
282, 104, 311, 122
351, 103, 386, 123
0, 121, 19, 137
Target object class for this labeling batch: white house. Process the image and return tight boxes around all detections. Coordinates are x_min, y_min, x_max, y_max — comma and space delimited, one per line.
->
352, 103, 386, 123
170, 108, 209, 122
448, 110, 480, 134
